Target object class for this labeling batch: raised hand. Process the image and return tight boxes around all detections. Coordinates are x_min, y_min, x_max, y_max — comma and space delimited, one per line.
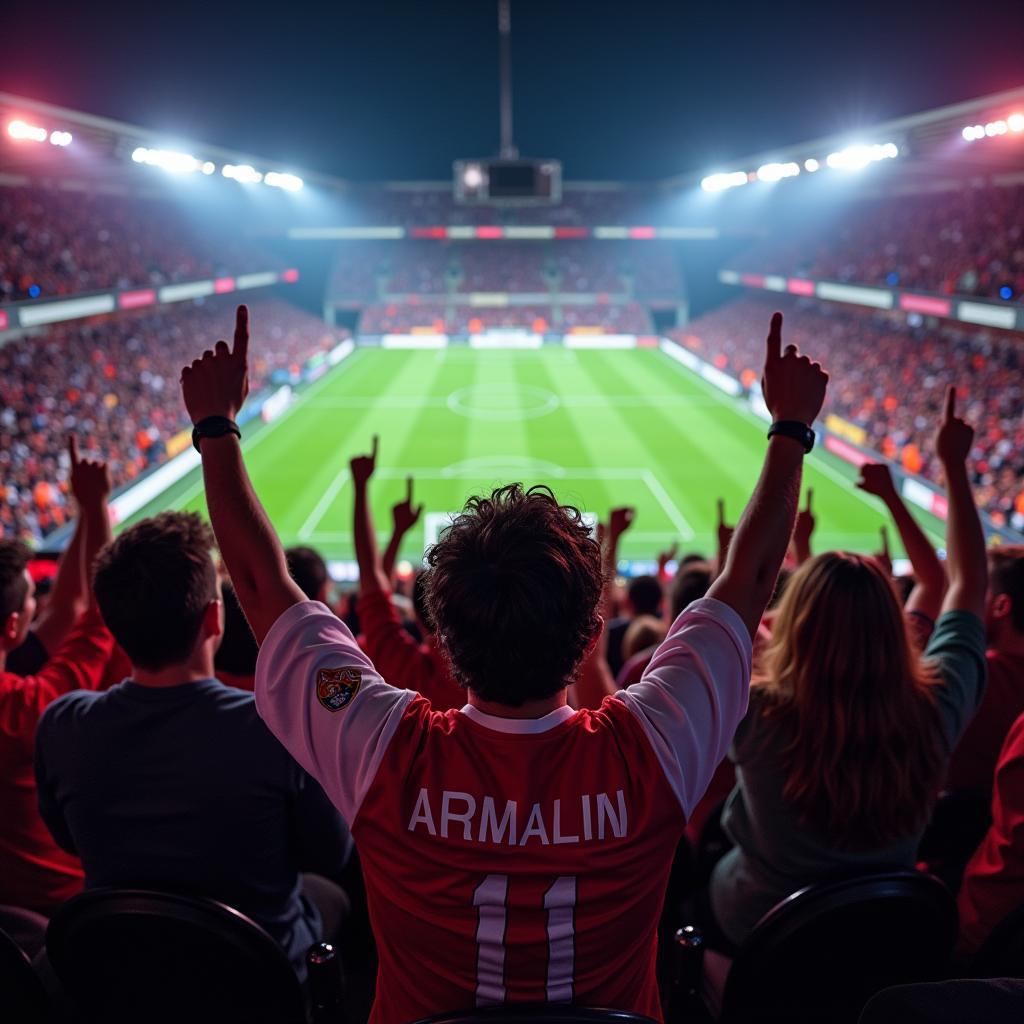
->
657, 542, 679, 578
792, 488, 816, 548
392, 476, 424, 536
874, 525, 893, 577
68, 435, 112, 508
180, 304, 250, 423
350, 435, 379, 488
716, 499, 735, 555
608, 506, 636, 544
761, 311, 829, 426
856, 462, 897, 500
934, 385, 974, 466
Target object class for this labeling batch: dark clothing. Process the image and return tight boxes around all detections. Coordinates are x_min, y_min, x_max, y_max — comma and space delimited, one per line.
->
7, 630, 49, 677
947, 649, 1024, 795
605, 616, 629, 678
35, 677, 352, 976
710, 610, 988, 945
859, 979, 1024, 1024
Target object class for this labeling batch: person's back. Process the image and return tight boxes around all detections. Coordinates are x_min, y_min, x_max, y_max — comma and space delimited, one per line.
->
711, 502, 989, 947
182, 302, 828, 1021
34, 513, 352, 974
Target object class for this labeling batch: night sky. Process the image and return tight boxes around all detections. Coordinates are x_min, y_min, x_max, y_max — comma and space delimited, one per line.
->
4, 0, 1024, 181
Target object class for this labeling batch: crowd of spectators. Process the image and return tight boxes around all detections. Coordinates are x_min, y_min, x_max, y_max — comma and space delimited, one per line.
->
358, 300, 653, 335
0, 185, 277, 302
4, 302, 1024, 1020
732, 182, 1024, 301
671, 295, 1024, 529
0, 297, 345, 542
330, 241, 682, 299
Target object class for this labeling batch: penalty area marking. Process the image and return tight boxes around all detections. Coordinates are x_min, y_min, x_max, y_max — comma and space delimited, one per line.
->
297, 461, 695, 543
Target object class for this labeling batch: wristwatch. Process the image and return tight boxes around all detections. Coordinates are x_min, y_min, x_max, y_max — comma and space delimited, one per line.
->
192, 416, 241, 452
767, 420, 816, 453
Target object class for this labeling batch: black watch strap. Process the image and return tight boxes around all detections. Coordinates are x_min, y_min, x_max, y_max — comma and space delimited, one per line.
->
767, 420, 815, 453
192, 416, 241, 452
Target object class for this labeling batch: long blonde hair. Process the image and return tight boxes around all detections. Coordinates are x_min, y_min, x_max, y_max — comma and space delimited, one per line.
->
754, 552, 944, 848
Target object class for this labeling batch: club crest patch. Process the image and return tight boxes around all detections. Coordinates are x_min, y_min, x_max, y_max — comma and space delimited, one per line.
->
316, 667, 361, 712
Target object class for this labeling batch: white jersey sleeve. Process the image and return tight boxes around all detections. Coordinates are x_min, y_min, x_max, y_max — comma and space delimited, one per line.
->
254, 600, 417, 822
614, 597, 752, 818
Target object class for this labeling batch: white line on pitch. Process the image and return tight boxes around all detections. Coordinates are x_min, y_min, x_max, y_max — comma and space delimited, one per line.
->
641, 470, 695, 540
298, 472, 350, 540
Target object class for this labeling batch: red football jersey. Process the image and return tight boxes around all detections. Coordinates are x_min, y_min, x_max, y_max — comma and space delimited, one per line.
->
256, 598, 750, 1023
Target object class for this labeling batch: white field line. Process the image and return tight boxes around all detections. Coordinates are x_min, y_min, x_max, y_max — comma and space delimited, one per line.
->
168, 349, 368, 511
298, 463, 697, 543
298, 472, 350, 540
654, 348, 898, 522
302, 393, 722, 410
641, 470, 696, 539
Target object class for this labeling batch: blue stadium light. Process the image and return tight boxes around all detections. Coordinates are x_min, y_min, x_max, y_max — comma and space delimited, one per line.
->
700, 171, 748, 192
755, 161, 800, 183
223, 163, 263, 184
28, 284, 41, 298
264, 171, 304, 192
1000, 285, 1014, 300
132, 147, 205, 174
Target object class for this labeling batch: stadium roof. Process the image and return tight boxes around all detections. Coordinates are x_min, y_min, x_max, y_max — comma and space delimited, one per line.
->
661, 85, 1024, 191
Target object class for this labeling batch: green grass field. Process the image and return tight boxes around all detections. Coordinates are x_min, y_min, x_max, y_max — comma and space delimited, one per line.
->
127, 345, 945, 567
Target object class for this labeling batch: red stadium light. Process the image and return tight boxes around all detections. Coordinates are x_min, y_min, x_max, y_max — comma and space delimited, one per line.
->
553, 227, 589, 238
7, 119, 47, 142
118, 289, 156, 310
214, 277, 236, 294
628, 226, 656, 239
281, 269, 300, 283
411, 227, 447, 239
475, 226, 504, 239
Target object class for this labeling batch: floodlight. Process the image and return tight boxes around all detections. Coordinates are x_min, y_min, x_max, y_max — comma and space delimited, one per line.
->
7, 119, 48, 142
223, 163, 263, 183
463, 164, 484, 188
265, 171, 304, 192
700, 171, 748, 192
48, 130, 73, 147
804, 158, 820, 172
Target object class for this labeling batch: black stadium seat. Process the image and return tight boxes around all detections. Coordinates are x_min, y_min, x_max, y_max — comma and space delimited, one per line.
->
0, 921, 49, 1022
45, 888, 310, 1024
972, 902, 1024, 979
674, 871, 957, 1024
413, 1006, 658, 1024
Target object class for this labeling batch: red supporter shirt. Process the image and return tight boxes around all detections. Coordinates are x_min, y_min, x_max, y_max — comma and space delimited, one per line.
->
947, 649, 1024, 795
255, 597, 751, 1023
0, 605, 114, 911
958, 711, 1024, 955
357, 589, 464, 711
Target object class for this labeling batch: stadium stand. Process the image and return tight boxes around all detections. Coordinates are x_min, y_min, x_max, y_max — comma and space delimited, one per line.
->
670, 295, 1024, 528
0, 185, 278, 301
731, 181, 1024, 301
0, 297, 345, 541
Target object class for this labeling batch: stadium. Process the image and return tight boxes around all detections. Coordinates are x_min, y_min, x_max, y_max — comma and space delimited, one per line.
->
2, 2, 1024, 1022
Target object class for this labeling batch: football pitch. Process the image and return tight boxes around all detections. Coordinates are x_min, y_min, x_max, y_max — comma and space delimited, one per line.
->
129, 345, 944, 568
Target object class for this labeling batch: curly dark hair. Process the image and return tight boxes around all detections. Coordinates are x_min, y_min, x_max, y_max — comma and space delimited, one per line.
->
93, 512, 218, 671
0, 539, 31, 622
424, 484, 605, 705
990, 546, 1024, 633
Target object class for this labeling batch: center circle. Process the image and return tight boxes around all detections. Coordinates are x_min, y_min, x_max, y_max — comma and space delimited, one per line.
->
447, 385, 560, 421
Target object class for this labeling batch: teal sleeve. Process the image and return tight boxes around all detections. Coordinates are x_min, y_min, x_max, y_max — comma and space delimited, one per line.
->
924, 611, 988, 752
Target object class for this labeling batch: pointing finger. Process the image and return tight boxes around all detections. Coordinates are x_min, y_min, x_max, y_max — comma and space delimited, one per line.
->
233, 305, 249, 359
766, 311, 783, 363
805, 488, 813, 512
717, 498, 725, 526
371, 434, 379, 461
944, 384, 956, 420
68, 434, 80, 466
406, 476, 413, 503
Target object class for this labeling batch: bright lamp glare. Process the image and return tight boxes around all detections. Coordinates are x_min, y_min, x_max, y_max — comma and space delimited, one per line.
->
265, 171, 304, 192
700, 171, 748, 192
7, 119, 48, 142
201, 161, 216, 175
1010, 113, 1024, 132
48, 130, 73, 147
825, 142, 899, 171
804, 158, 820, 172
756, 161, 800, 183
131, 147, 203, 173
223, 163, 263, 184
463, 164, 484, 188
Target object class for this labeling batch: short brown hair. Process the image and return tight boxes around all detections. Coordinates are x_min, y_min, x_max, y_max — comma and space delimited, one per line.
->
990, 546, 1024, 633
425, 484, 604, 705
94, 512, 218, 671
0, 539, 31, 621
